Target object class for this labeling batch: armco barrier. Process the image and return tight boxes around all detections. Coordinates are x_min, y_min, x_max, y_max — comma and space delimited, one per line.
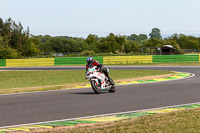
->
1, 55, 200, 67
103, 56, 152, 64
199, 55, 200, 62
152, 55, 199, 63
54, 57, 103, 65
0, 59, 6, 66
6, 58, 54, 67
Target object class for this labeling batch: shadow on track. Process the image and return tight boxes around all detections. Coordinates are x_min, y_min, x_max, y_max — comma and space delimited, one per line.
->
70, 92, 108, 95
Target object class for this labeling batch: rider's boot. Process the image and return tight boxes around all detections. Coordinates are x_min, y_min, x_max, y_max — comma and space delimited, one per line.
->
107, 75, 114, 85
104, 70, 114, 85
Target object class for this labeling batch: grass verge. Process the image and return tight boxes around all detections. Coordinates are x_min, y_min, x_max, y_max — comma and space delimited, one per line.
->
40, 107, 200, 133
0, 70, 174, 94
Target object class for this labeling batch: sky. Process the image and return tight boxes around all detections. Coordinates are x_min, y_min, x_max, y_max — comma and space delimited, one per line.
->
1, 0, 200, 38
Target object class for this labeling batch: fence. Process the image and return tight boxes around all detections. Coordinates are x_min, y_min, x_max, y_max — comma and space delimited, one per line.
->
152, 55, 199, 63
0, 59, 6, 66
0, 55, 200, 67
103, 56, 152, 64
6, 58, 54, 67
54, 57, 103, 65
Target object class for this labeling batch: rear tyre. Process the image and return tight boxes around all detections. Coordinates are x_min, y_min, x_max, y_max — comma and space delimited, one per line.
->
109, 86, 116, 93
91, 80, 101, 94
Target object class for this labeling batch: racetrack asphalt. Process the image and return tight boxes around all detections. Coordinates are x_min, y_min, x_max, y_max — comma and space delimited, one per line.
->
0, 66, 200, 127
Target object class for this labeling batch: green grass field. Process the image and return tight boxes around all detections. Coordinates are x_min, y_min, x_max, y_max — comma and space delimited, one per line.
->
0, 70, 174, 94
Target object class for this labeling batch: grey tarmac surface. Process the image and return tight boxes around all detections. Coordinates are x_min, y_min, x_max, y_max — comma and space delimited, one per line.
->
0, 66, 200, 127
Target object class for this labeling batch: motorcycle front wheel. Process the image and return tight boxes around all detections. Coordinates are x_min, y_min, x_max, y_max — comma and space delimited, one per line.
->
91, 80, 101, 94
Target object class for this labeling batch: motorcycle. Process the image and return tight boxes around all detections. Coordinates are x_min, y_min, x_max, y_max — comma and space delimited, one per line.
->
86, 66, 116, 94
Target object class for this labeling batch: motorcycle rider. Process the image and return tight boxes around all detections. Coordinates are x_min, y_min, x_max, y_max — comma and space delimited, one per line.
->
86, 57, 113, 84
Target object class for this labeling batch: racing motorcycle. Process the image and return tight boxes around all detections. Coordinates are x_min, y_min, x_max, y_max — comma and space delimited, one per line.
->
86, 66, 116, 94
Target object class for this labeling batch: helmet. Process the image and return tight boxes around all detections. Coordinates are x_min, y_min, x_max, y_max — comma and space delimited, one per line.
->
87, 57, 93, 64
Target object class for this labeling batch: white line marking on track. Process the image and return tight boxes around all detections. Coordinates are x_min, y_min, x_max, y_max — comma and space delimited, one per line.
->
0, 101, 200, 129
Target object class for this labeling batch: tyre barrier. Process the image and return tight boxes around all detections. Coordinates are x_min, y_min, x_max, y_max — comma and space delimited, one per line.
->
1, 55, 200, 67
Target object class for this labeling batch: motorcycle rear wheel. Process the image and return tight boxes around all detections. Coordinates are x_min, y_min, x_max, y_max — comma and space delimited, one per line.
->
91, 80, 101, 94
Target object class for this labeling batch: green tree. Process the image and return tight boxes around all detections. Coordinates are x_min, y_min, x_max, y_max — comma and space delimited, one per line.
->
127, 34, 139, 41
0, 45, 19, 59
145, 38, 163, 47
115, 35, 126, 53
149, 28, 162, 40
97, 37, 111, 53
139, 34, 148, 41
86, 34, 98, 52
124, 40, 140, 54
0, 35, 8, 46
173, 34, 200, 50
0, 17, 31, 57
22, 38, 40, 57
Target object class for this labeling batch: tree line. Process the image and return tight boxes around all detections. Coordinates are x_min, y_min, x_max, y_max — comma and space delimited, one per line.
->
0, 17, 200, 59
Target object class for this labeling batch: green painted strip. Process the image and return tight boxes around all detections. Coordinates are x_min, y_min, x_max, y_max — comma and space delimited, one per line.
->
176, 74, 189, 77
137, 80, 146, 83
117, 112, 155, 118
178, 73, 189, 74
39, 120, 97, 127
0, 59, 6, 66
178, 72, 190, 75
164, 77, 178, 79
175, 104, 200, 108
54, 57, 103, 65
138, 80, 158, 83
153, 55, 199, 63
147, 80, 157, 82
178, 74, 190, 76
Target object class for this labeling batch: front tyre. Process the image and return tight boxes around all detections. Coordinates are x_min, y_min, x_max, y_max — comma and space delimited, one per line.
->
91, 80, 101, 94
